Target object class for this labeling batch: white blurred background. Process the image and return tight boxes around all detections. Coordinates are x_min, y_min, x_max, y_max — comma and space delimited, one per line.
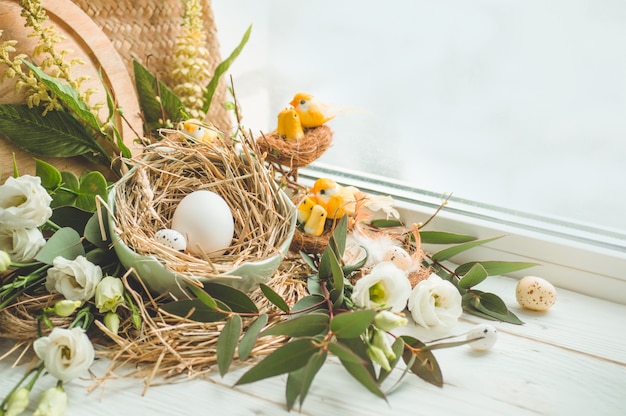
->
212, 0, 626, 236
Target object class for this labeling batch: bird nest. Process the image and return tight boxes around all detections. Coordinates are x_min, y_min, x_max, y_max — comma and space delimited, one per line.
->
256, 125, 333, 170
110, 136, 295, 280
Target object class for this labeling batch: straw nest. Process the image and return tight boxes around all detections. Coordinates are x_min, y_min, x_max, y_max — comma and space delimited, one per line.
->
112, 134, 295, 278
256, 126, 333, 170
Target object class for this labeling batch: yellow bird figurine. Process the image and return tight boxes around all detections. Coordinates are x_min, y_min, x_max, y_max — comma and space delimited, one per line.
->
297, 196, 317, 223
276, 107, 304, 141
303, 204, 328, 237
310, 178, 358, 219
289, 92, 336, 128
179, 119, 221, 143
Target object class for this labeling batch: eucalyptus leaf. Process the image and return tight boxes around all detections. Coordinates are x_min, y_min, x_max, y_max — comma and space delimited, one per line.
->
463, 291, 524, 325
84, 211, 111, 249
291, 294, 326, 317
329, 310, 376, 339
400, 336, 443, 387
159, 299, 228, 322
49, 206, 92, 236
458, 263, 488, 289
35, 159, 62, 190
75, 171, 108, 212
299, 251, 318, 272
50, 171, 79, 208
369, 219, 404, 228
328, 342, 366, 365
186, 284, 218, 310
236, 338, 319, 385
238, 314, 268, 360
35, 227, 84, 264
420, 231, 477, 245
202, 25, 251, 114
0, 104, 96, 157
286, 350, 327, 411
307, 275, 323, 296
455, 261, 539, 277
204, 282, 258, 313
339, 355, 386, 399
259, 283, 290, 313
261, 313, 329, 338
431, 236, 503, 262
217, 314, 242, 376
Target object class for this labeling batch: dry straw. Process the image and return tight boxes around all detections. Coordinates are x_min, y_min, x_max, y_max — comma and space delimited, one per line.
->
257, 126, 333, 171
112, 132, 295, 277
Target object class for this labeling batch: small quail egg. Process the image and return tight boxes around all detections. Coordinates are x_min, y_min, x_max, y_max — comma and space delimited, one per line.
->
381, 246, 413, 271
515, 275, 557, 311
466, 324, 498, 351
155, 229, 187, 251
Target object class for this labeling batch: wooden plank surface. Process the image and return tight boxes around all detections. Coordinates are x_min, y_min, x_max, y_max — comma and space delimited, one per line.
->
2, 274, 625, 415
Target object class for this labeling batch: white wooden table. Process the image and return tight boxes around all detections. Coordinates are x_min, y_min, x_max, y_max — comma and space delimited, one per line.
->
2, 274, 625, 415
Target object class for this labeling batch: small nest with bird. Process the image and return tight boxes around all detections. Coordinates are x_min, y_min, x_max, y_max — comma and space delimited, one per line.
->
110, 134, 295, 281
257, 126, 333, 170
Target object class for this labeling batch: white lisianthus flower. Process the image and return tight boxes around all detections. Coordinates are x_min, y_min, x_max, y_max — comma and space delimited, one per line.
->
33, 327, 95, 383
407, 274, 463, 329
0, 227, 46, 263
95, 276, 125, 313
45, 255, 102, 302
0, 175, 52, 231
33, 386, 67, 416
351, 262, 411, 312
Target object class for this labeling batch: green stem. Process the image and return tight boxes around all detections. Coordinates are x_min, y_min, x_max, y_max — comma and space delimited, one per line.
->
0, 362, 44, 410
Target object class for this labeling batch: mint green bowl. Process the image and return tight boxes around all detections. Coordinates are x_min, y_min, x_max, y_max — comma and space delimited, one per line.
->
107, 184, 296, 297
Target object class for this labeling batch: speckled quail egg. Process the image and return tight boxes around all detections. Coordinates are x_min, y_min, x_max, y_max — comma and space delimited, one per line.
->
171, 190, 234, 256
155, 229, 187, 251
381, 246, 413, 271
466, 324, 498, 351
515, 275, 557, 311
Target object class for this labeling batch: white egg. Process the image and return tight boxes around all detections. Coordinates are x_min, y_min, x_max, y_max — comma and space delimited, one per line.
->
155, 229, 187, 251
466, 324, 498, 351
515, 275, 557, 311
171, 190, 234, 256
381, 246, 413, 271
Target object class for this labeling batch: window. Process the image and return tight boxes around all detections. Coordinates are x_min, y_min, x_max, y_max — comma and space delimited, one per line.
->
213, 1, 626, 303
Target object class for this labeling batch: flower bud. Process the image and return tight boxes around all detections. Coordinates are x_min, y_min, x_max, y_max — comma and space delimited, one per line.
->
0, 250, 11, 272
373, 310, 408, 331
371, 328, 396, 360
95, 276, 125, 313
5, 387, 29, 416
33, 386, 67, 416
366, 344, 391, 372
52, 300, 81, 317
104, 312, 120, 336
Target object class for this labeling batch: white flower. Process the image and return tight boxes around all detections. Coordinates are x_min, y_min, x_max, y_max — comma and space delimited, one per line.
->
5, 387, 29, 416
95, 276, 125, 313
407, 274, 463, 329
0, 227, 46, 263
33, 386, 67, 416
45, 256, 102, 302
0, 175, 52, 231
33, 327, 95, 383
351, 262, 411, 312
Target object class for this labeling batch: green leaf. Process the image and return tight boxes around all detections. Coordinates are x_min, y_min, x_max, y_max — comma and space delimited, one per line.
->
35, 227, 85, 264
455, 261, 539, 277
458, 263, 488, 289
217, 314, 242, 376
431, 236, 502, 262
35, 159, 62, 190
463, 291, 524, 325
329, 310, 376, 339
291, 294, 326, 317
286, 350, 327, 411
49, 206, 92, 236
133, 60, 185, 131
328, 342, 366, 365
160, 299, 228, 322
23, 61, 102, 133
259, 283, 290, 313
420, 231, 477, 244
299, 251, 318, 272
187, 284, 219, 310
0, 104, 96, 157
238, 314, 268, 360
51, 171, 79, 208
400, 336, 443, 387
370, 219, 404, 228
236, 338, 319, 385
202, 24, 251, 114
84, 211, 111, 249
204, 282, 258, 313
307, 275, 323, 296
75, 171, 108, 212
329, 216, 348, 258
338, 354, 386, 399
260, 313, 329, 338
